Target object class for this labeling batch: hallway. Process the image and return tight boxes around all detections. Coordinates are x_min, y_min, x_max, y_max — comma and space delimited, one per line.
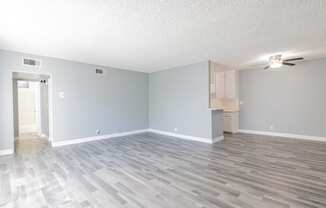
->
15, 133, 49, 155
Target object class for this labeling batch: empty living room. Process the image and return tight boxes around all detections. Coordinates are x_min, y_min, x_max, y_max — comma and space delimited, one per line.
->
1, 1, 326, 207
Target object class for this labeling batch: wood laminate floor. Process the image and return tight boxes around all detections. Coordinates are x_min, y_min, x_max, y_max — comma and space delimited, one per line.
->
1, 132, 326, 208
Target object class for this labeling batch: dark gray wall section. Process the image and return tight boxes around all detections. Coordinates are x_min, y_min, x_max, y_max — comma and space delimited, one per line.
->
0, 52, 14, 149
212, 110, 224, 139
239, 59, 326, 137
0, 50, 148, 150
149, 62, 212, 139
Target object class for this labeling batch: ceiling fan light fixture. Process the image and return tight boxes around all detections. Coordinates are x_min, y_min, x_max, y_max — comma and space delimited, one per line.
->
263, 54, 303, 70
269, 55, 282, 68
270, 62, 282, 68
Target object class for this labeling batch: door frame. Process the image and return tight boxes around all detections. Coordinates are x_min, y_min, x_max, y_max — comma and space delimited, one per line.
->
11, 71, 54, 147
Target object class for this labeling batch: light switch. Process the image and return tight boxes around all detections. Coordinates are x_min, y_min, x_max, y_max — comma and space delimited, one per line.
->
59, 92, 65, 99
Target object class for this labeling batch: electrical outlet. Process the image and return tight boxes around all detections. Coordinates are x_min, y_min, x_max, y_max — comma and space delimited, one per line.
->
174, 128, 178, 132
96, 129, 101, 135
269, 125, 274, 131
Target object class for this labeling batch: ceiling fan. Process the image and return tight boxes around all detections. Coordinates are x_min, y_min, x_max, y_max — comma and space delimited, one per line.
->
264, 55, 304, 70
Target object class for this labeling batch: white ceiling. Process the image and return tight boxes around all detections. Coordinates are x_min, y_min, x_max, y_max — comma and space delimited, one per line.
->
1, 0, 326, 72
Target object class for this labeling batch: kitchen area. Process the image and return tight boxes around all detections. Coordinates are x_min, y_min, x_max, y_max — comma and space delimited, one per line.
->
209, 61, 239, 134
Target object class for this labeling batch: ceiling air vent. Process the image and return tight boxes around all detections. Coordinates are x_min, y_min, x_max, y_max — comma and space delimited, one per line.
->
96, 69, 103, 74
22, 57, 41, 67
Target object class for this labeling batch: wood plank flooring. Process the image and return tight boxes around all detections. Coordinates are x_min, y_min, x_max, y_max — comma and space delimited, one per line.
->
1, 132, 326, 208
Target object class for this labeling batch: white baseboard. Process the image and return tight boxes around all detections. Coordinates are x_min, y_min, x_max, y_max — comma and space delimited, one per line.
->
0, 149, 14, 156
40, 134, 48, 138
148, 129, 223, 144
212, 135, 224, 143
52, 128, 225, 147
238, 129, 326, 142
51, 129, 148, 147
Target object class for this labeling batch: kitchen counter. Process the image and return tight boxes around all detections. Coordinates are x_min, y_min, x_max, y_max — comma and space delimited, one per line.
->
208, 108, 224, 111
224, 109, 240, 113
208, 108, 239, 112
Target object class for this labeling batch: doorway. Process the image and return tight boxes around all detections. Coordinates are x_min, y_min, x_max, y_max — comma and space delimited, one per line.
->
12, 72, 51, 153
17, 81, 41, 135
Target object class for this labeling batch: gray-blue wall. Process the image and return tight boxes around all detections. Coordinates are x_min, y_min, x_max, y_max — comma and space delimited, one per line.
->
0, 50, 148, 150
149, 62, 213, 139
239, 59, 326, 137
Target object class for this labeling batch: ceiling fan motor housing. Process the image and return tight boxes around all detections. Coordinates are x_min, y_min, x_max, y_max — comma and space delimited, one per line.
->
269, 55, 283, 68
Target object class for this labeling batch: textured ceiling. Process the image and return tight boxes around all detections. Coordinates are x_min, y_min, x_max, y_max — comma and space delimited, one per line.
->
1, 0, 326, 72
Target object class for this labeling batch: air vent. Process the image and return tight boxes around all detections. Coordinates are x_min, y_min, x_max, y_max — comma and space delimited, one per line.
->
96, 69, 103, 74
22, 57, 41, 67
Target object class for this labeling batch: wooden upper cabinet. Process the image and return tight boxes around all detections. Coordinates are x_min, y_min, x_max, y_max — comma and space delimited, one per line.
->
214, 70, 238, 100
209, 61, 239, 109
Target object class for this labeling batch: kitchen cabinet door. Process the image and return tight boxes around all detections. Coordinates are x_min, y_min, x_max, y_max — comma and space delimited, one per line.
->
215, 72, 225, 99
224, 71, 236, 99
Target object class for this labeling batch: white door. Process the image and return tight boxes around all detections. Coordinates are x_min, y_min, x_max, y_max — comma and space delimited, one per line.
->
18, 81, 40, 134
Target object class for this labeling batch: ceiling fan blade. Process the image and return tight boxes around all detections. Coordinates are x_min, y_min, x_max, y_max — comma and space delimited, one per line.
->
282, 62, 295, 66
264, 66, 270, 70
283, 57, 304, 62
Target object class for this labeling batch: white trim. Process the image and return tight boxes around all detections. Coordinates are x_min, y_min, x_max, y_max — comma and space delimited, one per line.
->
238, 129, 326, 142
0, 149, 14, 156
48, 77, 54, 143
212, 135, 224, 143
148, 129, 222, 144
40, 134, 48, 138
11, 71, 54, 151
34, 81, 42, 135
51, 129, 148, 147
41, 128, 225, 148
